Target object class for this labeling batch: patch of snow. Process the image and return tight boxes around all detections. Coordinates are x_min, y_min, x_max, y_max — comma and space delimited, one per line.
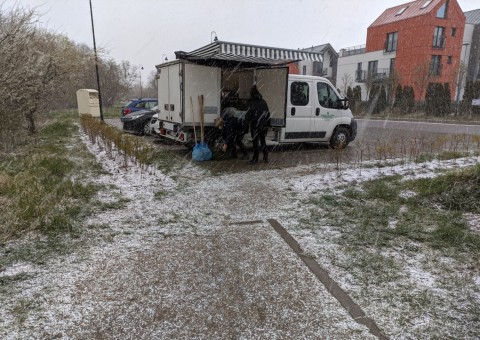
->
464, 213, 480, 233
400, 190, 416, 199
0, 263, 35, 278
407, 267, 436, 288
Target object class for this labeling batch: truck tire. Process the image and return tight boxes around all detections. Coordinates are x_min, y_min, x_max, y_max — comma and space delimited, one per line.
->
330, 126, 350, 149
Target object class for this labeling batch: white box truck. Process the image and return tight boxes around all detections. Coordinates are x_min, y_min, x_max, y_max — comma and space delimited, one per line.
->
154, 41, 357, 149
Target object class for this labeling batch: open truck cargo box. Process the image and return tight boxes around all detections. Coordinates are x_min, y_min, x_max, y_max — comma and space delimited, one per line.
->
155, 40, 323, 145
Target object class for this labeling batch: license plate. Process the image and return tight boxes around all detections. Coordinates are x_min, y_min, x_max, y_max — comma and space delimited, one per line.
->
163, 122, 175, 131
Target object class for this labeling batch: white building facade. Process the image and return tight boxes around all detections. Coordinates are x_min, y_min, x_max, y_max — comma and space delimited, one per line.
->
337, 47, 397, 100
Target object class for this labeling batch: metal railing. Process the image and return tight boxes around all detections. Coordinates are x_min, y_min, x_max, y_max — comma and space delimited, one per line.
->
340, 45, 366, 57
356, 68, 390, 83
384, 40, 397, 53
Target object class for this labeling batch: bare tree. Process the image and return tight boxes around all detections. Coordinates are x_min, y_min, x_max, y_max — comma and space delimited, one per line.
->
454, 61, 467, 116
0, 3, 141, 149
0, 5, 45, 138
386, 69, 401, 108
120, 60, 139, 95
340, 73, 353, 96
412, 59, 433, 101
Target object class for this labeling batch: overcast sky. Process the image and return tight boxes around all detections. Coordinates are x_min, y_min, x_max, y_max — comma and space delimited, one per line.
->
3, 0, 479, 75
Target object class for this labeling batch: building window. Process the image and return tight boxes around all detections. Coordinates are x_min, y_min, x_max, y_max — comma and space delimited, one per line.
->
421, 0, 433, 9
356, 62, 363, 82
385, 32, 398, 52
395, 7, 408, 16
451, 27, 456, 37
368, 60, 378, 77
430, 55, 442, 76
437, 1, 448, 18
433, 27, 446, 48
447, 56, 452, 64
302, 65, 307, 75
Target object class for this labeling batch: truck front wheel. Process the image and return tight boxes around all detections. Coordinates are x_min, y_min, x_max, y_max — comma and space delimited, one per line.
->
330, 126, 350, 149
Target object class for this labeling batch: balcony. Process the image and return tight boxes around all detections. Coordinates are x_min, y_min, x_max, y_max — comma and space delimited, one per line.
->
339, 45, 366, 57
322, 67, 333, 78
384, 41, 397, 54
356, 68, 390, 83
432, 35, 446, 48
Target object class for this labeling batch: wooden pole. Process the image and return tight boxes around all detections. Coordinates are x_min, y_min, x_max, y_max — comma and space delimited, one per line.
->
190, 96, 197, 143
198, 95, 205, 142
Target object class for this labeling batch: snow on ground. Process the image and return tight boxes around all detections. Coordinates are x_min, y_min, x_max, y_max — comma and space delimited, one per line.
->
0, 130, 479, 339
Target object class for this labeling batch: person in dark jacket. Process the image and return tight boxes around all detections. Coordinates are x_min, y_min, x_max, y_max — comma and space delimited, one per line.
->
218, 108, 248, 159
245, 85, 270, 164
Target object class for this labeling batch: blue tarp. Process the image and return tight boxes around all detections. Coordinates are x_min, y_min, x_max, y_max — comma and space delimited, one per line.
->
192, 142, 212, 162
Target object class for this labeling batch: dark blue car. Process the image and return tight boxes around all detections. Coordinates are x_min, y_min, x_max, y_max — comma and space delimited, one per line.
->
121, 98, 157, 116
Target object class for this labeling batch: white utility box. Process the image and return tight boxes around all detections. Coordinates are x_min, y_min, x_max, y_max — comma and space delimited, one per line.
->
76, 89, 100, 117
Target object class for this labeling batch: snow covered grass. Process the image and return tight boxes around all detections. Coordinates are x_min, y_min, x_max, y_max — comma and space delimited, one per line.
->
1, 115, 479, 338
0, 116, 102, 243
293, 161, 480, 338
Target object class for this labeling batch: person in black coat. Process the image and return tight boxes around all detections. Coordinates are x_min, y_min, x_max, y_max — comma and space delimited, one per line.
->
219, 108, 248, 159
245, 85, 270, 164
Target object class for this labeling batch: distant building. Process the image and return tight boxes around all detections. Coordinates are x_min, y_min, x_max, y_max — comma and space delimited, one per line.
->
462, 10, 480, 83
295, 44, 339, 85
337, 0, 466, 101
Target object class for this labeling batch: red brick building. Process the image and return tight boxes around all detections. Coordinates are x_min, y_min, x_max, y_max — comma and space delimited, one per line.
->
366, 0, 465, 100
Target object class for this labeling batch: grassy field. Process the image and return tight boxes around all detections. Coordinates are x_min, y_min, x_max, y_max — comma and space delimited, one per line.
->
0, 111, 181, 270
299, 164, 480, 338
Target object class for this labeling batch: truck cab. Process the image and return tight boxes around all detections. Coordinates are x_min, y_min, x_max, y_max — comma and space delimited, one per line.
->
274, 74, 356, 148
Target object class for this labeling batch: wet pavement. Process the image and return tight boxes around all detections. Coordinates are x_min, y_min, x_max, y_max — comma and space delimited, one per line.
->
106, 118, 480, 174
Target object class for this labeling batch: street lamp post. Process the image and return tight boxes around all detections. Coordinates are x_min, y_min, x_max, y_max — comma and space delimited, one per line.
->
89, 0, 104, 121
211, 31, 218, 43
456, 43, 470, 115
139, 65, 144, 98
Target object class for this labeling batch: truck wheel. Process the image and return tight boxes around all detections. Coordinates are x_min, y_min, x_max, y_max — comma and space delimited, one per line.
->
330, 127, 350, 149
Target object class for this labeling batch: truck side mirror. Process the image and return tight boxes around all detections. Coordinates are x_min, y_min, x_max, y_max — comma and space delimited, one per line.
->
337, 98, 349, 110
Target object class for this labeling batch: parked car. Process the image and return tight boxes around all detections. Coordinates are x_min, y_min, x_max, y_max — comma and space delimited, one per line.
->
121, 106, 158, 135
120, 98, 158, 116
149, 113, 160, 135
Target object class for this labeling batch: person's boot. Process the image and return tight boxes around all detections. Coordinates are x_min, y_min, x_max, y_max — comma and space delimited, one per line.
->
247, 157, 258, 164
263, 154, 269, 163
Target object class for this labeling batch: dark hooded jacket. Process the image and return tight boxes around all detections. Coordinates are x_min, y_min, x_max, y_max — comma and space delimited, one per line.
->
245, 88, 270, 133
221, 114, 245, 145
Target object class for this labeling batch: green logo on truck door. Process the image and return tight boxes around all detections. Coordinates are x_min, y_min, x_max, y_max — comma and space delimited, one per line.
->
320, 112, 335, 121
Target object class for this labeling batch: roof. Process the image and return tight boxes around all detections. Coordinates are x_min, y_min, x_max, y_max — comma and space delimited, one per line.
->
301, 43, 339, 58
465, 9, 480, 25
174, 40, 322, 67
369, 0, 442, 27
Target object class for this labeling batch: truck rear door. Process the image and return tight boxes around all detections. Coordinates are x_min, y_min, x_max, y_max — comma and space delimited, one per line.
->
255, 67, 288, 127
184, 63, 221, 126
157, 62, 181, 123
